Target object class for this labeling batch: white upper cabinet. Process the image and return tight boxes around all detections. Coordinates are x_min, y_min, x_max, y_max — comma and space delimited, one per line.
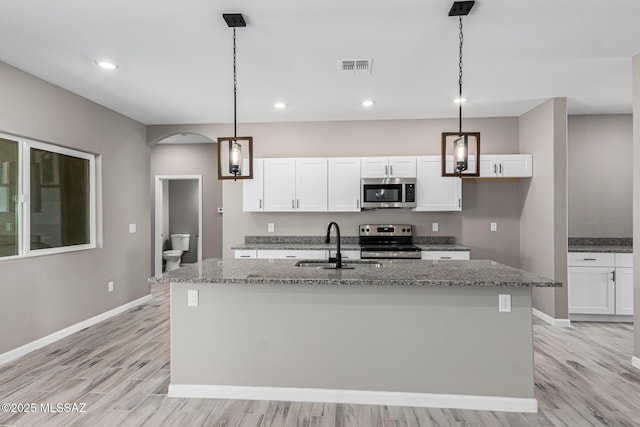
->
263, 158, 296, 211
242, 158, 264, 212
361, 156, 416, 178
328, 157, 361, 212
480, 154, 532, 178
295, 158, 328, 211
414, 156, 462, 211
262, 158, 327, 212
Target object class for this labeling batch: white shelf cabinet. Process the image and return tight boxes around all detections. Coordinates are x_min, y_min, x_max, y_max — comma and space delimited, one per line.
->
234, 249, 258, 259
262, 158, 328, 212
361, 156, 416, 178
567, 252, 633, 316
414, 156, 462, 211
480, 154, 532, 178
328, 157, 361, 212
242, 159, 264, 212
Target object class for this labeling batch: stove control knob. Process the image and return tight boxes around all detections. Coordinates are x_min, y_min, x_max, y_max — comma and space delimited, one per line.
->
407, 227, 411, 232
402, 228, 406, 232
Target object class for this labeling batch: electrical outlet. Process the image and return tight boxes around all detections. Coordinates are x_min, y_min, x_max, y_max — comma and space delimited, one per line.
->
108, 281, 114, 292
188, 290, 199, 307
432, 222, 439, 232
129, 223, 136, 233
268, 223, 275, 233
499, 294, 511, 312
490, 222, 497, 232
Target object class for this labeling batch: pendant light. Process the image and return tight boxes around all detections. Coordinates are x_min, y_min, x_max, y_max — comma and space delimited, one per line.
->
441, 1, 480, 178
218, 13, 253, 181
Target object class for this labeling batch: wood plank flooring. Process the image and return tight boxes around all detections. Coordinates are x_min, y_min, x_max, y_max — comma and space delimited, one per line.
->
1, 283, 639, 426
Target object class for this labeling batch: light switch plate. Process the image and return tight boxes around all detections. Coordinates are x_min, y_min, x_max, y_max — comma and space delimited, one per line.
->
188, 290, 199, 307
129, 223, 136, 233
432, 222, 439, 232
268, 223, 275, 233
490, 222, 497, 232
108, 281, 114, 292
499, 294, 511, 312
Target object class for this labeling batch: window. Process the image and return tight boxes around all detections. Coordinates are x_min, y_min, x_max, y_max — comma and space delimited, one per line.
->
0, 132, 96, 259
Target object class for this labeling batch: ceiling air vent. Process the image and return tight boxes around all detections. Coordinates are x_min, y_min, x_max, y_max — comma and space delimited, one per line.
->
341, 59, 373, 73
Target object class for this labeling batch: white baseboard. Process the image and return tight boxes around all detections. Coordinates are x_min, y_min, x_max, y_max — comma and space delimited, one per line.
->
633, 356, 640, 371
0, 294, 152, 367
168, 384, 538, 413
569, 313, 633, 323
532, 308, 571, 327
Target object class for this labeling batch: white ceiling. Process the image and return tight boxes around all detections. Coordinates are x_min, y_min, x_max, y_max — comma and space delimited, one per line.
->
1, 0, 639, 125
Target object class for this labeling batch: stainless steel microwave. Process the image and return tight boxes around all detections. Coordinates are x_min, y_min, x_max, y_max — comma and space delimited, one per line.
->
361, 178, 417, 209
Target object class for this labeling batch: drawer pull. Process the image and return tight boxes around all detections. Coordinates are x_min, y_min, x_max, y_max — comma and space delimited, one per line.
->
583, 258, 597, 261
440, 257, 452, 260
240, 255, 251, 258
285, 255, 296, 258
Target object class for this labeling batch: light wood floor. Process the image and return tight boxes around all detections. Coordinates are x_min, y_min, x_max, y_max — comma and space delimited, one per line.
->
1, 283, 639, 426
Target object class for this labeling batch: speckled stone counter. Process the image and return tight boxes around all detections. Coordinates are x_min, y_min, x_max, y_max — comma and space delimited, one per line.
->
231, 242, 362, 251
151, 258, 559, 287
568, 237, 632, 253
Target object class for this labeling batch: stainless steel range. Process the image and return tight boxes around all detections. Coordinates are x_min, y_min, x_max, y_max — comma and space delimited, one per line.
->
359, 224, 421, 259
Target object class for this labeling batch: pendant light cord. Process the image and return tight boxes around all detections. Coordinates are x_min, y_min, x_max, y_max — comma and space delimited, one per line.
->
233, 27, 237, 138
458, 15, 463, 134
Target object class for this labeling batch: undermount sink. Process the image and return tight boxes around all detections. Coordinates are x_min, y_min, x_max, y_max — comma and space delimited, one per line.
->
294, 259, 383, 269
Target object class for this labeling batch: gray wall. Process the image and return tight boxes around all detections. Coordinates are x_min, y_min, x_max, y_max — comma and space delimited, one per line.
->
150, 143, 223, 265
0, 62, 150, 354
633, 54, 640, 360
568, 114, 633, 237
519, 98, 568, 319
168, 180, 199, 263
148, 119, 524, 268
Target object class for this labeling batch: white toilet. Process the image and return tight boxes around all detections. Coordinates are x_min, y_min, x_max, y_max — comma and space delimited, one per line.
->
163, 234, 191, 272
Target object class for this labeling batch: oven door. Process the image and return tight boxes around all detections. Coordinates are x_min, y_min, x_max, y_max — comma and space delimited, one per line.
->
361, 180, 404, 208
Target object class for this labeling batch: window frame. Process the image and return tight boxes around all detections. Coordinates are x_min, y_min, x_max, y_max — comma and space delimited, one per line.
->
0, 132, 97, 260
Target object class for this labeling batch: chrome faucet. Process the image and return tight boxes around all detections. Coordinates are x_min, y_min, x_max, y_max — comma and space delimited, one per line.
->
324, 221, 342, 268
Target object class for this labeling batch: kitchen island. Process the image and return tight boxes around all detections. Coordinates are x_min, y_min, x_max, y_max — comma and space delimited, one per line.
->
153, 258, 560, 413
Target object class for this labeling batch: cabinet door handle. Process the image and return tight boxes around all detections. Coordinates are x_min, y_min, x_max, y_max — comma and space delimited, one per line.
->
292, 200, 295, 209
494, 164, 497, 174
499, 164, 503, 174
390, 165, 393, 176
385, 165, 388, 176
259, 199, 262, 209
583, 258, 597, 261
356, 199, 360, 209
458, 198, 461, 208
297, 199, 299, 208
612, 270, 616, 282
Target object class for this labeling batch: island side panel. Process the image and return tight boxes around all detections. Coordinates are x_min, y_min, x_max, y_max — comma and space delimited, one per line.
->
170, 282, 534, 399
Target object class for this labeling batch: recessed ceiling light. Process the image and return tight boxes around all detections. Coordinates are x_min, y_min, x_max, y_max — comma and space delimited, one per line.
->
454, 97, 467, 104
361, 100, 374, 107
95, 61, 119, 70
274, 102, 286, 109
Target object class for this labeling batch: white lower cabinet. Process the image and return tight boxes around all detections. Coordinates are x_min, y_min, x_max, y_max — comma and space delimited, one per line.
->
339, 250, 361, 260
256, 250, 327, 260
568, 252, 633, 316
421, 251, 470, 260
234, 249, 257, 259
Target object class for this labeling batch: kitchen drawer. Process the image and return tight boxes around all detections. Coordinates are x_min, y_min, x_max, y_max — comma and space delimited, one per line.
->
234, 249, 257, 259
257, 249, 327, 260
567, 252, 614, 267
339, 250, 361, 260
615, 253, 633, 268
421, 251, 470, 260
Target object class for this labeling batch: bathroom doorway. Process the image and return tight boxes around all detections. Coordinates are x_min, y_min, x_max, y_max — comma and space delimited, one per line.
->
154, 175, 202, 278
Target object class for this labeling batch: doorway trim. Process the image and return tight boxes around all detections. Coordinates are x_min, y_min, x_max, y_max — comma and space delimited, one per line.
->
154, 174, 203, 278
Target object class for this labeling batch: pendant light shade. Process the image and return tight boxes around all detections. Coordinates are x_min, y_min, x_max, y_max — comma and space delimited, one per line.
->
218, 13, 254, 181
441, 1, 480, 177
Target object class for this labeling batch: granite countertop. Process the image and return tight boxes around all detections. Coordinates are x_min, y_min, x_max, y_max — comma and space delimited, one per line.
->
232, 236, 469, 252
150, 258, 559, 287
568, 237, 632, 253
